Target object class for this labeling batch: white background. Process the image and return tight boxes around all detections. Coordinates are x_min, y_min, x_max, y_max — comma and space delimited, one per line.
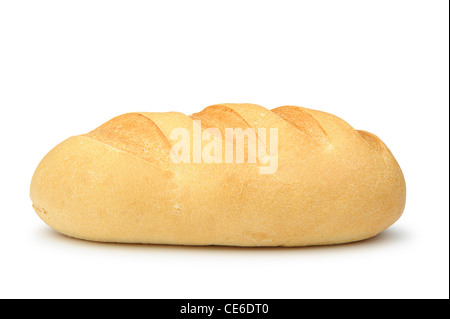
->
0, 1, 448, 299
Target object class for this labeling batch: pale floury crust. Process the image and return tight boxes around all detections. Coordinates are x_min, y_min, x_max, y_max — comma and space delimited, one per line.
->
30, 104, 406, 246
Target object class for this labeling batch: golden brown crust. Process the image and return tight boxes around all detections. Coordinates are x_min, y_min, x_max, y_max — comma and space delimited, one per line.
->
190, 104, 252, 130
85, 113, 172, 168
272, 105, 329, 143
30, 104, 406, 246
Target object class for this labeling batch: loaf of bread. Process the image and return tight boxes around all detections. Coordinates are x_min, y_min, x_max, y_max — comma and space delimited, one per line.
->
30, 103, 406, 246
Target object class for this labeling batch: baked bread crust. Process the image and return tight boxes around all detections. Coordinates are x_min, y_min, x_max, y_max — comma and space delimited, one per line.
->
30, 104, 406, 246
